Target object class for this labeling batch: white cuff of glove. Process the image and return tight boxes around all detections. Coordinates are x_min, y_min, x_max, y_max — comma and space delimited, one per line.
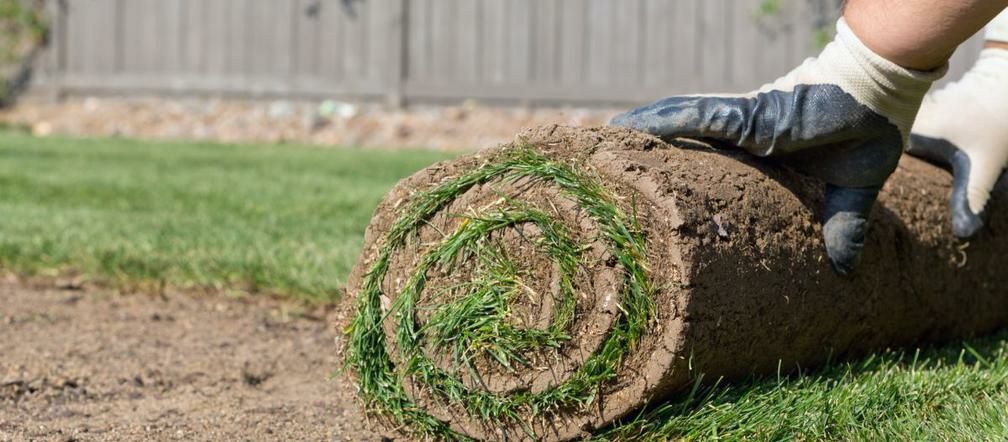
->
829, 18, 947, 143
986, 8, 1008, 43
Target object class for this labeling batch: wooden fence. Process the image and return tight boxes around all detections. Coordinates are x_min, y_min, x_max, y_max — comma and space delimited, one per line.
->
42, 0, 985, 106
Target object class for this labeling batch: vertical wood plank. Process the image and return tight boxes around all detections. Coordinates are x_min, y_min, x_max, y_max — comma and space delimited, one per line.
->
119, 0, 140, 71
87, 0, 119, 74
481, 0, 506, 84
667, 0, 699, 93
729, 0, 755, 90
558, 0, 586, 85
456, 0, 479, 83
789, 0, 817, 67
180, 0, 205, 73
294, 0, 319, 78
377, 0, 406, 104
585, 0, 611, 85
121, 0, 179, 73
202, 1, 229, 75
609, 0, 641, 87
505, 0, 532, 83
641, 0, 667, 87
246, 0, 269, 75
696, 0, 727, 91
159, 0, 183, 72
406, 0, 430, 80
63, 0, 82, 73
342, 0, 367, 79
429, 0, 457, 82
319, 0, 346, 81
366, 0, 390, 78
45, 0, 67, 77
224, 0, 249, 76
532, 0, 559, 83
747, 0, 790, 89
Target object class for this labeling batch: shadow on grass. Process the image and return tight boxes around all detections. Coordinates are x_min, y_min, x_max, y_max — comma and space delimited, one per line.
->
599, 331, 1008, 440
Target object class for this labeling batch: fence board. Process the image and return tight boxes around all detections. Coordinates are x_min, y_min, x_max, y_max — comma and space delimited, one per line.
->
319, 0, 345, 80
505, 0, 532, 84
671, 0, 701, 93
294, 0, 321, 78
46, 0, 987, 105
180, 0, 204, 73
200, 1, 229, 75
342, 0, 367, 78
456, 0, 479, 82
480, 0, 506, 84
557, 0, 586, 85
65, 0, 117, 74
585, 0, 612, 86
405, 0, 429, 80
531, 0, 558, 83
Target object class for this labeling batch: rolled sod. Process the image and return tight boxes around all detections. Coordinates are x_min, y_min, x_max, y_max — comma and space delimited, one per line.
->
342, 125, 1008, 441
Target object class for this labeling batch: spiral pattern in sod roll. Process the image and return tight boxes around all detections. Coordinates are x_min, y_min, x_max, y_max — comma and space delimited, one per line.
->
345, 145, 659, 440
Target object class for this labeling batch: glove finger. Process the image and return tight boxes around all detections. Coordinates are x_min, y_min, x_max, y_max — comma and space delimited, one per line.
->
822, 184, 881, 276
612, 85, 896, 160
610, 95, 756, 147
909, 135, 985, 238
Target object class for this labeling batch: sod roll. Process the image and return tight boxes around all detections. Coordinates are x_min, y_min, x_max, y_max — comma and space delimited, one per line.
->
342, 125, 1008, 441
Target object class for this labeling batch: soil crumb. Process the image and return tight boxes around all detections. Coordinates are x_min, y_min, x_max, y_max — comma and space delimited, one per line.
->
0, 281, 377, 441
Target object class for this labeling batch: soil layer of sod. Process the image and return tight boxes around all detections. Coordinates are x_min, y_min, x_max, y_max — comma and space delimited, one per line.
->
342, 125, 1008, 441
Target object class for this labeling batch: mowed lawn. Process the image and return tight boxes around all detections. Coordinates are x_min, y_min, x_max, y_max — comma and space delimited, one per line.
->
0, 130, 454, 301
0, 130, 1005, 440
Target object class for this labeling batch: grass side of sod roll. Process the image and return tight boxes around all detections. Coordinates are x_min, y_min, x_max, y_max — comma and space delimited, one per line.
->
346, 148, 654, 439
0, 130, 1006, 440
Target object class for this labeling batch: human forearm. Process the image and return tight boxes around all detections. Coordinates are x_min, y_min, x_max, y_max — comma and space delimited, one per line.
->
845, 0, 1008, 70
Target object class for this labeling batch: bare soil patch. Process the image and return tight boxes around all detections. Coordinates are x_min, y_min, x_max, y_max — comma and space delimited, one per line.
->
0, 280, 377, 441
0, 96, 614, 151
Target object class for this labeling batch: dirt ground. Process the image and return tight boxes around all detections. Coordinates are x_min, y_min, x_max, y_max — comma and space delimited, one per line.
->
0, 96, 615, 151
0, 280, 379, 442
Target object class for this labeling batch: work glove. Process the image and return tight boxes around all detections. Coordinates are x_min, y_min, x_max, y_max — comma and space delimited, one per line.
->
909, 11, 1008, 239
611, 18, 944, 275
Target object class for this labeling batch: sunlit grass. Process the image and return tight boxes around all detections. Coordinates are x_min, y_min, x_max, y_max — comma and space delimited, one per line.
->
0, 130, 453, 301
602, 333, 1008, 441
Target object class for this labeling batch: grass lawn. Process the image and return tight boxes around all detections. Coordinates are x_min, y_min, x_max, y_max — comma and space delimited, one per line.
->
0, 130, 1005, 440
0, 130, 454, 301
605, 335, 1008, 440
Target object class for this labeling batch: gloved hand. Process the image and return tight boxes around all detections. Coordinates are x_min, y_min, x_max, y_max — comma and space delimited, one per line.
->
909, 14, 1008, 239
611, 18, 944, 275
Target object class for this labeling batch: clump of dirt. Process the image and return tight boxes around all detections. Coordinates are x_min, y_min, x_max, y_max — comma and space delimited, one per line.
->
0, 280, 378, 441
342, 124, 1008, 441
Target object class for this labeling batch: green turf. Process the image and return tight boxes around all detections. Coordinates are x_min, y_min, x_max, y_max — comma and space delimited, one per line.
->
0, 130, 453, 302
0, 130, 1005, 440
602, 333, 1008, 441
